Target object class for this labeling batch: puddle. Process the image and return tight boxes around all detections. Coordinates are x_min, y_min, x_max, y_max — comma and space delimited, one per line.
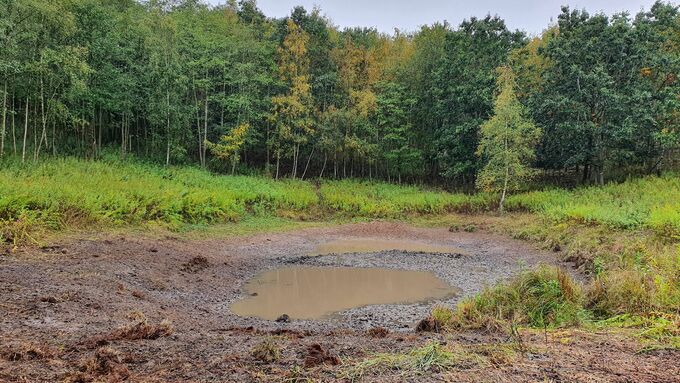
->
231, 266, 460, 320
309, 239, 468, 256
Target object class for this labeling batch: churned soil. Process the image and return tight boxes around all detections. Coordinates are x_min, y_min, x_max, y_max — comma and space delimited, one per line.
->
1, 222, 677, 382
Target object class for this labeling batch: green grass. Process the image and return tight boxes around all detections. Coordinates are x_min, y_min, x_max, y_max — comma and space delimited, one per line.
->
0, 157, 491, 244
342, 341, 518, 382
2, 157, 680, 245
506, 174, 680, 238
450, 265, 588, 331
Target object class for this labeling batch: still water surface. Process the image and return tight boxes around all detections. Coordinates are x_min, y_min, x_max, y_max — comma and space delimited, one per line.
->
231, 266, 460, 320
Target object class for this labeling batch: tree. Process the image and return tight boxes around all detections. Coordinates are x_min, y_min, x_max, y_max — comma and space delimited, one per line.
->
476, 66, 541, 213
205, 123, 249, 174
428, 16, 524, 184
270, 19, 313, 179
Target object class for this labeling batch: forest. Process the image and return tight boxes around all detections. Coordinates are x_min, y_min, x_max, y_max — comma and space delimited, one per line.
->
0, 0, 678, 189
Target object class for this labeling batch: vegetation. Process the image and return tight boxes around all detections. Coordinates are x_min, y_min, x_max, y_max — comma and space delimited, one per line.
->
343, 341, 518, 381
476, 66, 541, 212
0, 1, 677, 187
2, 157, 680, 241
451, 266, 586, 331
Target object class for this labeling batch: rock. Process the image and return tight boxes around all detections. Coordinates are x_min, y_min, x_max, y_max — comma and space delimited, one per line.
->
275, 314, 290, 323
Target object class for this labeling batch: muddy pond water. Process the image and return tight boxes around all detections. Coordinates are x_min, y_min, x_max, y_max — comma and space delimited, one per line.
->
230, 266, 460, 320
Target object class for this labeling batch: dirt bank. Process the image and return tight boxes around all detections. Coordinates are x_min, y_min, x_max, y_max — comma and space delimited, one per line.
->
1, 222, 677, 382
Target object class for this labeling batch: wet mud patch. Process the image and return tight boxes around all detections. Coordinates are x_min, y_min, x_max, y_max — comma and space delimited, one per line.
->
309, 238, 469, 256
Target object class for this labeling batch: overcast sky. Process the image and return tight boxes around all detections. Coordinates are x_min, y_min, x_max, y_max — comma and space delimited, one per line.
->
207, 0, 661, 35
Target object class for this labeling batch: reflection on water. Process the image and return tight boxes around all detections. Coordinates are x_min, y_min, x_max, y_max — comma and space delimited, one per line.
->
309, 239, 468, 256
230, 266, 460, 320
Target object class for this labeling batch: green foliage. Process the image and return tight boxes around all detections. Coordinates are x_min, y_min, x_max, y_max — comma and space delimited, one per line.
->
0, 1, 677, 188
319, 180, 493, 217
476, 66, 541, 211
344, 341, 460, 381
451, 266, 586, 330
0, 157, 317, 237
596, 313, 680, 351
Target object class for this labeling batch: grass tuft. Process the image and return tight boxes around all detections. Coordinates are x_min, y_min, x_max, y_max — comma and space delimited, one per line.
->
450, 265, 586, 331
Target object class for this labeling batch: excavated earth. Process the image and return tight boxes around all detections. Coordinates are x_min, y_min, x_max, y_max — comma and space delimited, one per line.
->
1, 222, 678, 382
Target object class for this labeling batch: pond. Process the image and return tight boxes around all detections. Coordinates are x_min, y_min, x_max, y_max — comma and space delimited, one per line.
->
230, 266, 460, 320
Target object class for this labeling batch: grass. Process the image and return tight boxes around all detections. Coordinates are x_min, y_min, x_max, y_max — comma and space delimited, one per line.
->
506, 174, 680, 238
447, 266, 587, 331
0, 157, 492, 244
342, 341, 518, 382
2, 157, 679, 245
597, 313, 680, 345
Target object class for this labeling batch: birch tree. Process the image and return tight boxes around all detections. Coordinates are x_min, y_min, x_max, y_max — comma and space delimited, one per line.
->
476, 66, 541, 212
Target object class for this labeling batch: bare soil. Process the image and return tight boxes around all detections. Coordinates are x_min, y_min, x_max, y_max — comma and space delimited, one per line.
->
1, 222, 677, 382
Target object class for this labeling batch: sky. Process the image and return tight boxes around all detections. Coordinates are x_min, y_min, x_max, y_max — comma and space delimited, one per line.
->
208, 0, 662, 35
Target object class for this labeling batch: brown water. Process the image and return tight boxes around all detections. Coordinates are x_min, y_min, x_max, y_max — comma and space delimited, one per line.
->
309, 239, 468, 256
230, 266, 459, 320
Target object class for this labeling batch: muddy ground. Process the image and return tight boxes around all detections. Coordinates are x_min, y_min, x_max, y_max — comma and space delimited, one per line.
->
1, 222, 678, 382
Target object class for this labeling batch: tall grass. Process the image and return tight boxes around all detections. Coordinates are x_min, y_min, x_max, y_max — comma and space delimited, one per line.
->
0, 158, 318, 243
506, 174, 680, 238
1, 157, 680, 244
451, 266, 587, 331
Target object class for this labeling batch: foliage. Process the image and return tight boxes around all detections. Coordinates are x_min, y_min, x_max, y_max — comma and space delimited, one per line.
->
1, 1, 675, 187
505, 174, 680, 238
205, 123, 249, 171
476, 66, 541, 211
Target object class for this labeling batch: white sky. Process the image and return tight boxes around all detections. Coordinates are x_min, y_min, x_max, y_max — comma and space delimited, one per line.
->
207, 0, 662, 35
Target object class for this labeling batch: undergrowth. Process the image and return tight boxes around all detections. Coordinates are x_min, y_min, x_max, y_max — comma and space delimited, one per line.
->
342, 341, 518, 382
2, 157, 679, 246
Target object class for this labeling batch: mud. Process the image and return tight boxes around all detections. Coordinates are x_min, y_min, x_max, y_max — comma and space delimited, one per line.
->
308, 238, 468, 256
1, 221, 677, 382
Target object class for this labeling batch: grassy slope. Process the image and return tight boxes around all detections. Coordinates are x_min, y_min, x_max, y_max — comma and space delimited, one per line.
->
2, 157, 679, 239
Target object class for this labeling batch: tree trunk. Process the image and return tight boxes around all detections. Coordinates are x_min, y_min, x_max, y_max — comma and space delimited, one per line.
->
301, 146, 315, 180
22, 98, 28, 163
203, 90, 208, 167
1, 81, 6, 157
500, 136, 510, 214
319, 152, 327, 179
275, 150, 280, 180
121, 112, 126, 159
166, 90, 170, 166
11, 93, 16, 155
97, 107, 102, 157
500, 165, 509, 214
194, 87, 203, 166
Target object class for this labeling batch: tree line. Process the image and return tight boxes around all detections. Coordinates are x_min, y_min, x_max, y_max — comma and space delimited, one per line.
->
0, 0, 678, 188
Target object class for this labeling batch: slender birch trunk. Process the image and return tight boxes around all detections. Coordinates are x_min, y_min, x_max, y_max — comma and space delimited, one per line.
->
1, 81, 6, 157
22, 98, 28, 163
